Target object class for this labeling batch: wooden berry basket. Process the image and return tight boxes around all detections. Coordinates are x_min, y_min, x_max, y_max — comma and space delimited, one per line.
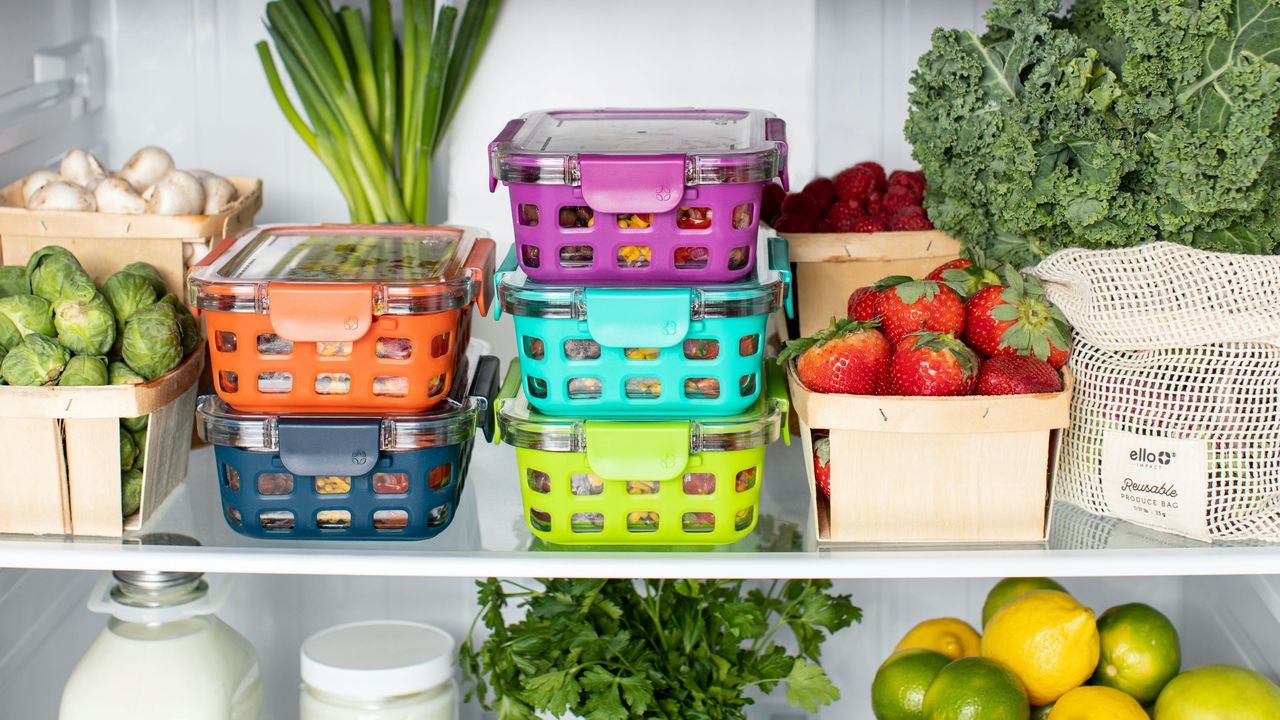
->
0, 177, 263, 297
787, 361, 1071, 544
0, 347, 204, 537
776, 229, 960, 338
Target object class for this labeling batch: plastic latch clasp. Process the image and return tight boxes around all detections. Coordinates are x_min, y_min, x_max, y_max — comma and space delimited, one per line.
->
583, 288, 690, 348
277, 418, 382, 477
578, 154, 685, 213
267, 284, 373, 342
584, 421, 690, 482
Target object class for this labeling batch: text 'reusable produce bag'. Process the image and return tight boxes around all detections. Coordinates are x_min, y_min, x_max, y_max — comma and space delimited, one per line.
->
1032, 242, 1280, 542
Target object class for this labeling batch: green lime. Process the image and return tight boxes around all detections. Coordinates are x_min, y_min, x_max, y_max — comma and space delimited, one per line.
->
1031, 704, 1053, 720
923, 657, 1030, 720
1154, 665, 1280, 719
982, 578, 1067, 627
872, 649, 952, 719
1093, 602, 1181, 704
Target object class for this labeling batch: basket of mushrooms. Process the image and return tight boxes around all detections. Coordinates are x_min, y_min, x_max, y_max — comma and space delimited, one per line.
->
0, 146, 262, 297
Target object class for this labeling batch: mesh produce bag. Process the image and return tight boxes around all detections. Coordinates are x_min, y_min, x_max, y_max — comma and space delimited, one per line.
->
1031, 243, 1280, 542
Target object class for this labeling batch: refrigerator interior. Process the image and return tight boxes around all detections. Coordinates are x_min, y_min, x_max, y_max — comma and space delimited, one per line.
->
3, 1, 1280, 718
4, 572, 1280, 718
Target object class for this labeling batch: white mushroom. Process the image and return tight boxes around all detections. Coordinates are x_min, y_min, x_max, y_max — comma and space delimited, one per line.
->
28, 181, 97, 212
93, 176, 147, 214
120, 146, 175, 193
188, 170, 238, 214
143, 170, 205, 215
59, 149, 107, 189
21, 170, 62, 207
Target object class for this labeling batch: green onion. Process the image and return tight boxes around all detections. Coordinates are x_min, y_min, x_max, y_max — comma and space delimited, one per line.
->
259, 0, 500, 225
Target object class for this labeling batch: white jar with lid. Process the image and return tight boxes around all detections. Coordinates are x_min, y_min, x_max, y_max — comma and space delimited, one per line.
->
300, 620, 459, 720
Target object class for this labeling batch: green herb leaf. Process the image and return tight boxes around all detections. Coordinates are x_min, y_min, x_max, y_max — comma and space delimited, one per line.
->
785, 658, 840, 712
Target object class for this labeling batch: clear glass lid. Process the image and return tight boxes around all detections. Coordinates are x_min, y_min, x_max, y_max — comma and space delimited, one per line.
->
188, 224, 490, 315
490, 108, 787, 186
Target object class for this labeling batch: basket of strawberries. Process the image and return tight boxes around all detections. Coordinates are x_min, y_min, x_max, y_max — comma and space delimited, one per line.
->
765, 161, 963, 338
780, 256, 1073, 543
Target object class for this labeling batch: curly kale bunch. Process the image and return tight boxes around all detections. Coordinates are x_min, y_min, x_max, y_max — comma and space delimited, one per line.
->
906, 0, 1280, 265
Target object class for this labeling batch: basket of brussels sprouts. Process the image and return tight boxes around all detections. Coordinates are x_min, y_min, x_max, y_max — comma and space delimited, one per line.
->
0, 246, 203, 536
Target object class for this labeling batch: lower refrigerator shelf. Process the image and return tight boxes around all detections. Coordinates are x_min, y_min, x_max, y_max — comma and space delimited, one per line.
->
0, 439, 1278, 578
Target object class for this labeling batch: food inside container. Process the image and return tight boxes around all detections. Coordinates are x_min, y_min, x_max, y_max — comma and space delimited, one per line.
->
189, 224, 494, 414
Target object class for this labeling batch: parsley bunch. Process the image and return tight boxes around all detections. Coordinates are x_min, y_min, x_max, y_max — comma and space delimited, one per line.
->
460, 578, 861, 719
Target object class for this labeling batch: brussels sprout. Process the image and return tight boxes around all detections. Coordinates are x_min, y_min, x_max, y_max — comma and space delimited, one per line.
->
0, 294, 54, 348
108, 361, 146, 385
1, 334, 70, 385
0, 266, 29, 298
121, 469, 143, 517
28, 248, 94, 305
58, 355, 108, 386
121, 302, 182, 379
103, 270, 158, 330
121, 262, 166, 296
130, 428, 147, 459
121, 414, 148, 433
54, 293, 116, 355
0, 345, 7, 385
120, 429, 138, 471
159, 294, 198, 355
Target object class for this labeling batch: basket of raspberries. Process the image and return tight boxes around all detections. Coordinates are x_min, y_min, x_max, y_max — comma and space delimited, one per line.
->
762, 161, 932, 233
779, 256, 1075, 544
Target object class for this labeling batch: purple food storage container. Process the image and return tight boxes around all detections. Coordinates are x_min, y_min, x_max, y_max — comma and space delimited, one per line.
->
489, 108, 788, 284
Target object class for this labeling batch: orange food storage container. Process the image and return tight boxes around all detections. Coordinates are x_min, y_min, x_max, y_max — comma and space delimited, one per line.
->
188, 224, 494, 414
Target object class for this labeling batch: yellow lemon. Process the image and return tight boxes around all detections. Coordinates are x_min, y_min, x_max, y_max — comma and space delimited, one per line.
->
983, 578, 1068, 627
1154, 665, 1280, 719
1048, 686, 1147, 720
895, 617, 982, 660
981, 590, 1100, 706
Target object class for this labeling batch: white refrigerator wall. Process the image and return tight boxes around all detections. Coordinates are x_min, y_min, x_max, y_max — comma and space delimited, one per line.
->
3, 573, 1280, 718
71, 0, 996, 357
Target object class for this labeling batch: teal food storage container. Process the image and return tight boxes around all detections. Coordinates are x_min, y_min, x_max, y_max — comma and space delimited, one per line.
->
495, 237, 791, 418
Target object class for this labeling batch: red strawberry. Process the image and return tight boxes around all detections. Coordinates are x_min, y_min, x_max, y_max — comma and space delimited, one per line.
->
963, 270, 1071, 368
813, 435, 831, 497
854, 161, 887, 191
888, 212, 934, 232
873, 276, 966, 345
926, 258, 972, 281
761, 182, 786, 225
847, 286, 881, 322
889, 169, 927, 195
802, 178, 836, 212
781, 192, 821, 220
976, 355, 1063, 396
932, 248, 1002, 299
849, 215, 887, 233
779, 317, 891, 395
833, 166, 876, 202
828, 199, 866, 232
773, 213, 815, 233
889, 331, 981, 396
882, 185, 921, 214
816, 218, 833, 233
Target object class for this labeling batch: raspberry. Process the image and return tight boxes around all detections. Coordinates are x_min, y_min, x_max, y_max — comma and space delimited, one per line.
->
849, 216, 887, 233
833, 166, 876, 202
802, 178, 836, 211
854, 161, 887, 191
889, 169, 927, 195
780, 192, 821, 220
773, 213, 815, 233
827, 200, 866, 232
888, 212, 934, 231
882, 185, 921, 215
816, 218, 833, 233
892, 205, 927, 219
761, 182, 786, 225
864, 190, 884, 217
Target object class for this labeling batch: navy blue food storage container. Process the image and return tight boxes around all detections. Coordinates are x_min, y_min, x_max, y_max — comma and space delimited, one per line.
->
196, 356, 500, 540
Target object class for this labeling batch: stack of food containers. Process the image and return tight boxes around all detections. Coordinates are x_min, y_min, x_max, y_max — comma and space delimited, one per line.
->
488, 109, 793, 545
188, 224, 498, 540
